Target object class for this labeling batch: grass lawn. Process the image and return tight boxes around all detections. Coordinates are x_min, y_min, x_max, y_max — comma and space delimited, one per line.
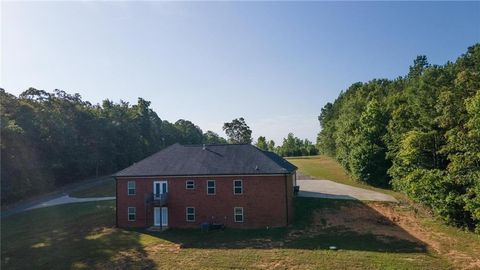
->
69, 178, 116, 198
287, 155, 352, 184
2, 156, 478, 269
2, 199, 457, 270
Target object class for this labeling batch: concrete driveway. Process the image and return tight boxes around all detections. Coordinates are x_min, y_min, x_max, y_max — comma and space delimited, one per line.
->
1, 176, 114, 218
25, 195, 115, 211
297, 179, 398, 202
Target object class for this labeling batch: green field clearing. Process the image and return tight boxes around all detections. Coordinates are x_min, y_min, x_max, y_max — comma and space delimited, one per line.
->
287, 155, 401, 198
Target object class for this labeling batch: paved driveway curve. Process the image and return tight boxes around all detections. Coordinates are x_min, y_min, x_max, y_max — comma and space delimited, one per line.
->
1, 176, 114, 218
298, 179, 398, 202
25, 195, 115, 211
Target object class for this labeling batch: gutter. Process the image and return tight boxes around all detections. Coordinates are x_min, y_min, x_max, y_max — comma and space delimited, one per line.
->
115, 173, 291, 178
284, 173, 289, 226
114, 176, 118, 227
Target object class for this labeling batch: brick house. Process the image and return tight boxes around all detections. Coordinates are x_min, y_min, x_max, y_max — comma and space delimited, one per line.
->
114, 143, 297, 229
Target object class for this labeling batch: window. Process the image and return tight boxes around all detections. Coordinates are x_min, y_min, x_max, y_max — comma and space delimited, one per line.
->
233, 180, 243, 195
207, 180, 215, 195
234, 207, 244, 223
186, 207, 195, 222
128, 207, 136, 221
127, 181, 136, 195
186, 180, 195, 190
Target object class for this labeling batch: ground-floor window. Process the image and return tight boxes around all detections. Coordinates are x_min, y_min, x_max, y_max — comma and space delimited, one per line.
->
186, 207, 195, 222
128, 207, 136, 221
234, 207, 244, 223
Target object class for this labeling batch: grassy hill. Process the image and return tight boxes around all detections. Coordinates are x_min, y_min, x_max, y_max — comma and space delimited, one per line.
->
2, 155, 479, 269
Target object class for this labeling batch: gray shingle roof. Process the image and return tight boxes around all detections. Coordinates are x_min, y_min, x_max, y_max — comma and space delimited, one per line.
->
114, 143, 297, 177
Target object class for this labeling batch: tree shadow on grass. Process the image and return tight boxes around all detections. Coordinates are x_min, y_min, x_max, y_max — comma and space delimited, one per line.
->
1, 201, 156, 270
145, 197, 428, 253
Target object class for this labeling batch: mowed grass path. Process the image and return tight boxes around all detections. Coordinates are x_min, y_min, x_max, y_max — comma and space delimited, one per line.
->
287, 156, 351, 184
287, 155, 400, 198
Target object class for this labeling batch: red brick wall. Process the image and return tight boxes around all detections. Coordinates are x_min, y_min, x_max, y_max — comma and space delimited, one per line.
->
116, 174, 295, 229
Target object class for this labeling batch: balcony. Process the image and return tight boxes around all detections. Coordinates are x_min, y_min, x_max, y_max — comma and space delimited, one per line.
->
146, 192, 168, 206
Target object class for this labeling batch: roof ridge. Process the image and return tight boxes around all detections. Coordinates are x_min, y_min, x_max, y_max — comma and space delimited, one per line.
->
181, 143, 251, 147
113, 143, 180, 176
250, 145, 290, 171
258, 148, 298, 171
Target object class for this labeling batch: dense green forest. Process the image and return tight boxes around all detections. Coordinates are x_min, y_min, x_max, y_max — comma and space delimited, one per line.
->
0, 87, 319, 204
317, 44, 480, 232
0, 89, 228, 204
256, 134, 319, 157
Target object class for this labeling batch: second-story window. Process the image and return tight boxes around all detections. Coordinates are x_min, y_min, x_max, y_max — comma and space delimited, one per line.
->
207, 180, 215, 195
127, 181, 136, 195
233, 180, 243, 195
186, 180, 195, 190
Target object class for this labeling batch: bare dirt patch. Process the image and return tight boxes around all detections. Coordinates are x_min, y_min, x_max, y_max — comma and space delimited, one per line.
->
312, 203, 422, 243
366, 202, 480, 269
289, 200, 479, 269
286, 202, 423, 246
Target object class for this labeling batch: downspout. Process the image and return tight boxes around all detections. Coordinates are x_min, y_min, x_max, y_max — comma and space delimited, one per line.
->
145, 193, 148, 228
115, 176, 118, 227
284, 173, 289, 226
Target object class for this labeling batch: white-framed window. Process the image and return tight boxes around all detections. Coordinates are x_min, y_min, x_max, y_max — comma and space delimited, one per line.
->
186, 180, 195, 190
127, 181, 136, 195
128, 207, 136, 221
234, 207, 244, 223
207, 180, 215, 195
233, 180, 243, 195
186, 207, 195, 222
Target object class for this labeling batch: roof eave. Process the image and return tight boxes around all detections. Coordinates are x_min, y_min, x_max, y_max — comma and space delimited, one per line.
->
114, 171, 296, 178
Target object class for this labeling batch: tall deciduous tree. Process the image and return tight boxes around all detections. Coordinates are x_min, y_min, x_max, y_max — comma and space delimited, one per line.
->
174, 119, 203, 145
222, 117, 252, 144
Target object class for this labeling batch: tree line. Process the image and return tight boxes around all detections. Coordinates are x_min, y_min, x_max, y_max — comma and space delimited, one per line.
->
316, 44, 480, 232
0, 89, 229, 204
221, 117, 319, 157
0, 88, 317, 205
255, 134, 318, 157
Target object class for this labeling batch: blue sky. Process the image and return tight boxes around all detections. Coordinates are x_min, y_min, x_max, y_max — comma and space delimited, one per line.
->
2, 2, 479, 144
